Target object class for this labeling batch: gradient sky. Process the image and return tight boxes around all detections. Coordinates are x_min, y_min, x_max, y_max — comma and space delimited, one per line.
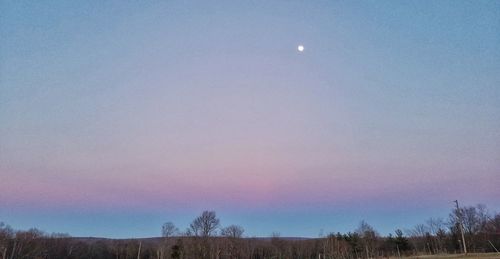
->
1, 0, 499, 238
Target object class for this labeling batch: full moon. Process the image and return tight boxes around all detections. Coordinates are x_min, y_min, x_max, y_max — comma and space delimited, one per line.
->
297, 45, 304, 52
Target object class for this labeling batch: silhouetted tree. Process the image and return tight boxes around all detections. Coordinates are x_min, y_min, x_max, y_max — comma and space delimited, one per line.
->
394, 229, 411, 252
221, 225, 244, 238
190, 210, 220, 237
162, 222, 179, 238
356, 220, 379, 258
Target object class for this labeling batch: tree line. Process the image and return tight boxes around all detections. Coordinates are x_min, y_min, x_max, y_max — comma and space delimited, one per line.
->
1, 203, 499, 258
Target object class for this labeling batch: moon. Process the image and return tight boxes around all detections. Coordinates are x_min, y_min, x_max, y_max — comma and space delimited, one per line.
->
297, 45, 304, 52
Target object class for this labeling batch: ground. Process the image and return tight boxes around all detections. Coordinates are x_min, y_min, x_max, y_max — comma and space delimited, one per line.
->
390, 253, 500, 259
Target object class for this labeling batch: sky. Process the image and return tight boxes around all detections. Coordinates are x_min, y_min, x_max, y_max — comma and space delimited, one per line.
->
1, 0, 499, 238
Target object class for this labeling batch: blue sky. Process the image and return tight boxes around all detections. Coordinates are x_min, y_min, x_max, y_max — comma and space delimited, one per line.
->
1, 0, 499, 238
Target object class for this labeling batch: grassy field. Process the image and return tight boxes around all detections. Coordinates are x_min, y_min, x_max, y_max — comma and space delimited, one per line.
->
390, 253, 500, 259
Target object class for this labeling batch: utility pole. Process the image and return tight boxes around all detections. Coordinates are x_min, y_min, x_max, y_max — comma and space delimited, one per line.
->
454, 200, 467, 254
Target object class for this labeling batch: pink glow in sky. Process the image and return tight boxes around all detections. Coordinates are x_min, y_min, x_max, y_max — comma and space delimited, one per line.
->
1, 1, 499, 238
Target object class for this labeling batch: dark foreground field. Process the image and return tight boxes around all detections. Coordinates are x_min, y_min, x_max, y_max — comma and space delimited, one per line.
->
394, 253, 500, 259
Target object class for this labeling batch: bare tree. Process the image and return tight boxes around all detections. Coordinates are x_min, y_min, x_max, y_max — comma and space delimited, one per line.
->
220, 225, 245, 258
356, 220, 379, 258
426, 218, 445, 253
159, 222, 179, 258
190, 211, 220, 237
407, 224, 428, 238
162, 222, 179, 238
462, 204, 490, 236
0, 222, 14, 259
407, 223, 429, 254
426, 218, 445, 235
221, 225, 244, 238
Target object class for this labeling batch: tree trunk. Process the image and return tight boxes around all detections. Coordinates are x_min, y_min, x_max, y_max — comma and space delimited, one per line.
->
8, 241, 16, 259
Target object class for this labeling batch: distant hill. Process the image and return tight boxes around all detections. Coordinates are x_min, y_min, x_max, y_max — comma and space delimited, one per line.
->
70, 235, 312, 244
